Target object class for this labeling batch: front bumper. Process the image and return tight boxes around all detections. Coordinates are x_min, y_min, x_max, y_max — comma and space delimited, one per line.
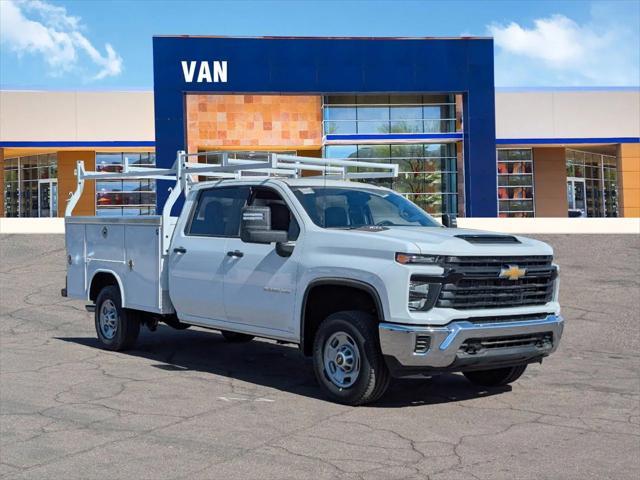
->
379, 314, 564, 377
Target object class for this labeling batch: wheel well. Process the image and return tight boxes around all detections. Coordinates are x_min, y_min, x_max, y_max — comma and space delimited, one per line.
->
89, 272, 120, 303
302, 282, 382, 356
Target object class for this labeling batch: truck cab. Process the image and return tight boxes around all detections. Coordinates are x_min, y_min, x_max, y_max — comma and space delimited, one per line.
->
63, 151, 563, 405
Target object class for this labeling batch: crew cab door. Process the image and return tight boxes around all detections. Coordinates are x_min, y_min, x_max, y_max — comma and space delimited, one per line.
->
168, 186, 250, 324
223, 186, 301, 336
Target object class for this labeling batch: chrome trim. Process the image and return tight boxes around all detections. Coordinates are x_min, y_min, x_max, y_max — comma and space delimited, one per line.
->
379, 314, 563, 368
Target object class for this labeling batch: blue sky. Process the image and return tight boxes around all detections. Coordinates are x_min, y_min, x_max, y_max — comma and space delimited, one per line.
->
1, 0, 639, 90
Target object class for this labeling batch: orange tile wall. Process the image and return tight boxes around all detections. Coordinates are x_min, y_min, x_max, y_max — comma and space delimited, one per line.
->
186, 94, 322, 154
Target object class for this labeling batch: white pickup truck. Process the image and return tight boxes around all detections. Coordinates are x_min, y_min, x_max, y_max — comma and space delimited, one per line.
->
62, 151, 563, 405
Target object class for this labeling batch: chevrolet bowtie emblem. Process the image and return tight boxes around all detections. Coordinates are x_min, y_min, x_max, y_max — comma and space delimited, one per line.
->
499, 265, 527, 281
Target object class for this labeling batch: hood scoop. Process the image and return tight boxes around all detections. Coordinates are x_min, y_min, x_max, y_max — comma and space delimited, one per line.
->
455, 234, 521, 244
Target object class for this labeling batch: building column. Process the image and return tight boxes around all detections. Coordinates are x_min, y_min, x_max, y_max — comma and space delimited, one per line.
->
618, 144, 640, 218
57, 151, 96, 217
533, 147, 568, 217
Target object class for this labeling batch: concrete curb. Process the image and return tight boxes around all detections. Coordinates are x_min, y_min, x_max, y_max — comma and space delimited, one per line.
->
2, 217, 639, 235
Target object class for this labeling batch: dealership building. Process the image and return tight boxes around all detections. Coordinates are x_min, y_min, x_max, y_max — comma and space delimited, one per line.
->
1, 36, 639, 219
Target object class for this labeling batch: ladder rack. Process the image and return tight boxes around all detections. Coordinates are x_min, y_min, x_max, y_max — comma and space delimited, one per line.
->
65, 149, 399, 250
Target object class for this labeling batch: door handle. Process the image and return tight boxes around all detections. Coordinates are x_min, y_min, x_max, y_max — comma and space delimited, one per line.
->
226, 250, 244, 258
173, 246, 187, 254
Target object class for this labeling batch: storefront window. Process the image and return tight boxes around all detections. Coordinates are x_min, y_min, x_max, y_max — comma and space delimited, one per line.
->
323, 95, 457, 135
324, 143, 458, 216
497, 149, 535, 217
566, 149, 618, 217
95, 152, 156, 215
3, 154, 57, 217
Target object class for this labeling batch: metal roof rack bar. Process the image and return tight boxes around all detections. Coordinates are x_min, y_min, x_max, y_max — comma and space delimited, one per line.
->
66, 149, 399, 253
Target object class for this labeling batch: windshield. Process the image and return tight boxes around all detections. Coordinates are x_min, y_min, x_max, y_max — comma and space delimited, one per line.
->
291, 186, 440, 229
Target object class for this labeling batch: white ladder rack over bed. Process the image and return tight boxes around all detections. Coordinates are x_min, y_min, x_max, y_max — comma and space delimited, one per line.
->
65, 149, 399, 249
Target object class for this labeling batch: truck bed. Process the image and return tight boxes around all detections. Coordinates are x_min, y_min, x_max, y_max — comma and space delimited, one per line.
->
65, 215, 176, 314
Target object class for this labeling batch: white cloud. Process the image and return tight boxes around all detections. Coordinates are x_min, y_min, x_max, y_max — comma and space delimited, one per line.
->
0, 0, 122, 80
487, 8, 640, 86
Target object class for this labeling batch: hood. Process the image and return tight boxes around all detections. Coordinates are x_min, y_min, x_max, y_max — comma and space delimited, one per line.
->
358, 226, 554, 257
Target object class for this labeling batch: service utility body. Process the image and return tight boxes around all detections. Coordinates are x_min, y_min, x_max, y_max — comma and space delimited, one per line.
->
62, 150, 564, 405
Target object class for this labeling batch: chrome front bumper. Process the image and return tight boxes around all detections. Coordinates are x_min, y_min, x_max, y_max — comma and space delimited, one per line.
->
379, 314, 564, 372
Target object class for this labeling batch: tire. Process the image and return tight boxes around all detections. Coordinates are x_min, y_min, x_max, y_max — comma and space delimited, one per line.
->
463, 365, 527, 387
312, 310, 391, 406
220, 330, 254, 343
95, 285, 140, 351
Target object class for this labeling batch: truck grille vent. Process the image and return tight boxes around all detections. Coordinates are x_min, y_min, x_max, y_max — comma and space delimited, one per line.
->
460, 332, 553, 354
454, 234, 521, 244
414, 335, 431, 354
436, 256, 556, 309
461, 313, 554, 324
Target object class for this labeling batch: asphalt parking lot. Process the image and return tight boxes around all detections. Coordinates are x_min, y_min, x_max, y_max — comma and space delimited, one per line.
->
1, 234, 639, 479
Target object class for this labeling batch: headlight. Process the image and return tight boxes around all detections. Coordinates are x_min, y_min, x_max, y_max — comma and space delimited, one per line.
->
408, 280, 432, 311
396, 253, 441, 265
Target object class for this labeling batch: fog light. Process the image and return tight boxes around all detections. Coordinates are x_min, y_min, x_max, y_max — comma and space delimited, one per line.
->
408, 281, 430, 311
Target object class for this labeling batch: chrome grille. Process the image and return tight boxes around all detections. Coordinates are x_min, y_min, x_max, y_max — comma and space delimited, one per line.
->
436, 256, 556, 310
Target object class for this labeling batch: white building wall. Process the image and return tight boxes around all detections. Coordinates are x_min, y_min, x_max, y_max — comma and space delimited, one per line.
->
1, 89, 638, 143
0, 91, 155, 142
495, 89, 640, 140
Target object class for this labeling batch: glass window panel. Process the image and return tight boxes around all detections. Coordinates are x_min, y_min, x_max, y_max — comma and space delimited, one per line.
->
391, 144, 424, 159
357, 106, 388, 121
389, 95, 421, 104
389, 120, 422, 133
325, 145, 358, 159
508, 174, 533, 186
324, 120, 356, 135
390, 106, 423, 120
357, 145, 391, 159
325, 95, 356, 105
423, 94, 452, 103
356, 95, 389, 105
324, 106, 357, 121
96, 153, 123, 172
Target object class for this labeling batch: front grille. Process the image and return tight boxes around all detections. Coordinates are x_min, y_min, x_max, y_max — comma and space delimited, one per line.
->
436, 256, 556, 310
460, 332, 553, 354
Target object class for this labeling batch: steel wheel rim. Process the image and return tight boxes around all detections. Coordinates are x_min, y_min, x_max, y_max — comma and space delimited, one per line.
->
323, 331, 361, 388
99, 299, 118, 340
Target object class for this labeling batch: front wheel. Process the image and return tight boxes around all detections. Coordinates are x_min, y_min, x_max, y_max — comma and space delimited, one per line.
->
95, 285, 140, 351
313, 311, 390, 406
463, 365, 527, 387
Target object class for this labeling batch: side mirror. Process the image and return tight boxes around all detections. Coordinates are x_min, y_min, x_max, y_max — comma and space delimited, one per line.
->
441, 213, 457, 228
240, 206, 289, 244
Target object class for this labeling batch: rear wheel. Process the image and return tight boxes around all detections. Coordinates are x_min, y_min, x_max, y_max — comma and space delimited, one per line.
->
463, 365, 527, 387
312, 310, 390, 406
220, 330, 254, 343
95, 285, 140, 351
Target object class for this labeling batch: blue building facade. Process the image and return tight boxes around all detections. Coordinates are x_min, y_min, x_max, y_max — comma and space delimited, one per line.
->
152, 36, 497, 217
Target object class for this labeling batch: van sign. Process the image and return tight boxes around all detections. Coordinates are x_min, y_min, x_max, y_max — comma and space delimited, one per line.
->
181, 61, 227, 83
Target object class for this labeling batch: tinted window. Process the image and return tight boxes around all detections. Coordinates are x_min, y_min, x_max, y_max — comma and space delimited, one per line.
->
292, 187, 440, 229
187, 187, 250, 237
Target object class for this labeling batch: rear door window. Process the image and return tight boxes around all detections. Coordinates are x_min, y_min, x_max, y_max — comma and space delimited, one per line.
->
187, 186, 251, 237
